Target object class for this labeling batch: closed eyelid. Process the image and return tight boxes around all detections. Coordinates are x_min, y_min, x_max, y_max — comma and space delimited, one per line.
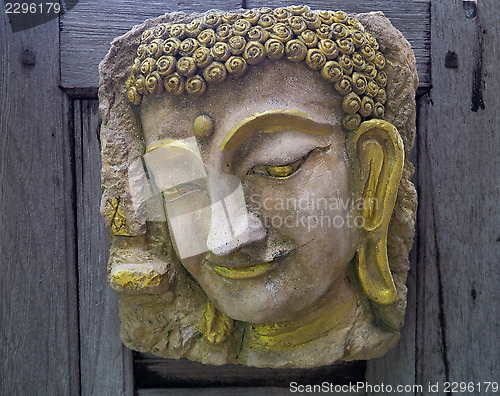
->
247, 150, 312, 179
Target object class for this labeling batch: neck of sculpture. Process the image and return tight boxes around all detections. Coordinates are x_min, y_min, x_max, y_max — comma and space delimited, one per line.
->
246, 276, 358, 351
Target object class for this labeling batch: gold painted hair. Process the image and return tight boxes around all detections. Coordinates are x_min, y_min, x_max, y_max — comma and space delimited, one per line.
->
126, 6, 388, 131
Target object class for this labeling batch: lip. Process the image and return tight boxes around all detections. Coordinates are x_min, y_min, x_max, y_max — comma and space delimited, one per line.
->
212, 262, 277, 279
203, 249, 292, 280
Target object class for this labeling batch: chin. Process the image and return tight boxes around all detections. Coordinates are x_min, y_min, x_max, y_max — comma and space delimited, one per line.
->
221, 304, 293, 324
209, 285, 314, 324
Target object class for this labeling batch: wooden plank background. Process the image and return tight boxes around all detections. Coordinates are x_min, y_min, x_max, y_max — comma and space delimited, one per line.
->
0, 11, 79, 396
134, 353, 364, 389
59, 0, 430, 90
137, 388, 293, 395
415, 0, 500, 389
1, 0, 499, 395
74, 99, 134, 395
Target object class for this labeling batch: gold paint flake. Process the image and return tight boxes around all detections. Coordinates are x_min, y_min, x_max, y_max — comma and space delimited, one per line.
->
105, 197, 130, 236
199, 300, 233, 344
111, 269, 164, 289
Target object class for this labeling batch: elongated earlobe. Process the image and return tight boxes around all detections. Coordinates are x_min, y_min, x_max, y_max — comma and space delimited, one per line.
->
347, 120, 404, 305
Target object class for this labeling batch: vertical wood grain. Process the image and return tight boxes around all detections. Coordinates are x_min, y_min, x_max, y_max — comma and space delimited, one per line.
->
1, 0, 492, 393
74, 99, 134, 396
0, 12, 79, 396
416, 0, 500, 390
414, 94, 448, 390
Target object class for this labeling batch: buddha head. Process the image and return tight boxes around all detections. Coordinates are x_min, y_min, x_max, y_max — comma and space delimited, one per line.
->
99, 6, 417, 368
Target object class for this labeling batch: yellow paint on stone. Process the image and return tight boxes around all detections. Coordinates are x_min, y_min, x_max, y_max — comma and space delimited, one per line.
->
111, 269, 164, 289
104, 197, 130, 236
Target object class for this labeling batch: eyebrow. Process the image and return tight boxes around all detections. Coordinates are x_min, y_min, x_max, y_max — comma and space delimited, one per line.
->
220, 109, 337, 151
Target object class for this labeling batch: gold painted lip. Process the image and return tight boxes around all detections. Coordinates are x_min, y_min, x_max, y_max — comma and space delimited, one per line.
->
205, 249, 293, 280
212, 262, 276, 280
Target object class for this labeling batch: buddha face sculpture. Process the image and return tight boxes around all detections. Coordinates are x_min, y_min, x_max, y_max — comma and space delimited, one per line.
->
99, 6, 418, 368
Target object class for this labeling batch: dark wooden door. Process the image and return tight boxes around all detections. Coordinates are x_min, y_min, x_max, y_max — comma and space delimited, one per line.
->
1, 1, 499, 395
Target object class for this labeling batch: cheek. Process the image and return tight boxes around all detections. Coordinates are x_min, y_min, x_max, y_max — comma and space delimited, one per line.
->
243, 148, 357, 242
243, 148, 360, 286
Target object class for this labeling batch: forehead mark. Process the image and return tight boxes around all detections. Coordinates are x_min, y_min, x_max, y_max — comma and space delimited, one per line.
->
193, 114, 215, 139
220, 109, 339, 151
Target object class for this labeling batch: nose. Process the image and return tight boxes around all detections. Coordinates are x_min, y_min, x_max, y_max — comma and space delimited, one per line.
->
205, 172, 266, 256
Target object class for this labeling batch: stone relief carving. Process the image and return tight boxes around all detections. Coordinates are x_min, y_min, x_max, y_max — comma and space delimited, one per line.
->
99, 6, 418, 368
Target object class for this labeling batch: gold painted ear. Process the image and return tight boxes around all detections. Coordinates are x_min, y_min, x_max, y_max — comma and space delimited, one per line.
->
347, 120, 404, 305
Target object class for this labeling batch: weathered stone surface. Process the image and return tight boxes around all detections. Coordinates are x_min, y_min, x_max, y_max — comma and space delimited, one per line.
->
99, 7, 417, 368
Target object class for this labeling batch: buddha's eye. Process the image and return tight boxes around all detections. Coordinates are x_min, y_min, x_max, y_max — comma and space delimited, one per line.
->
247, 154, 308, 179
